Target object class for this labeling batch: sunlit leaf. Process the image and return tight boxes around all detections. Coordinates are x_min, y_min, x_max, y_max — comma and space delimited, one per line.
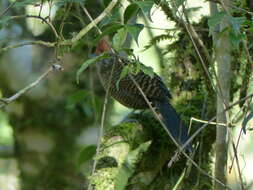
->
114, 141, 151, 190
135, 0, 154, 21
113, 28, 127, 50
125, 24, 144, 46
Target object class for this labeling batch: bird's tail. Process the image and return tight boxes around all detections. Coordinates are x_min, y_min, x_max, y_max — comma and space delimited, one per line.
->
154, 100, 192, 152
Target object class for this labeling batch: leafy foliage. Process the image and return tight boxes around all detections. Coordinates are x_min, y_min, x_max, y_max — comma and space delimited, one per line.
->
77, 145, 97, 167
124, 4, 139, 24
123, 0, 154, 23
76, 52, 109, 83
96, 23, 144, 47
208, 12, 226, 35
125, 24, 144, 45
112, 28, 127, 50
208, 12, 246, 49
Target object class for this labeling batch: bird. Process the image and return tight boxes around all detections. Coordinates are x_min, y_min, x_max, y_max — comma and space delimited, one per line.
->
95, 38, 192, 152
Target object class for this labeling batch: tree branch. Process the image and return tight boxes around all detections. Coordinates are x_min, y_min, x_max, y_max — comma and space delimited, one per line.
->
0, 40, 56, 53
0, 64, 63, 108
70, 0, 118, 45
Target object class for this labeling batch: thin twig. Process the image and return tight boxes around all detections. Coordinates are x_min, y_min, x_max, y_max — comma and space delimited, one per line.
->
71, 0, 117, 44
11, 15, 59, 39
0, 1, 17, 18
229, 97, 253, 172
169, 92, 253, 187
0, 41, 56, 53
190, 117, 228, 127
230, 131, 245, 190
206, 0, 253, 16
59, 2, 72, 40
82, 6, 116, 190
0, 64, 63, 109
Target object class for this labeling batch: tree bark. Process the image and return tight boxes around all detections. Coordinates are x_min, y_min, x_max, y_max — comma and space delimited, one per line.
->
210, 2, 232, 190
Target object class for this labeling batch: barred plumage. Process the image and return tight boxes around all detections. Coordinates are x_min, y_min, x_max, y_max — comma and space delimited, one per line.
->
96, 54, 171, 109
95, 39, 192, 152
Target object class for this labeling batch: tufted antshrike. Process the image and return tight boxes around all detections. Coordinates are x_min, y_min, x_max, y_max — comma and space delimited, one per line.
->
95, 38, 192, 152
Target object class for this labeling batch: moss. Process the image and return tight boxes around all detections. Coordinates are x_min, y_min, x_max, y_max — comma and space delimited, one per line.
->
92, 109, 215, 189
91, 168, 118, 190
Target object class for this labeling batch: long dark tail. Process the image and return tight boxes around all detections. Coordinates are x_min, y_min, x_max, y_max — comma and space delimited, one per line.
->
154, 100, 192, 152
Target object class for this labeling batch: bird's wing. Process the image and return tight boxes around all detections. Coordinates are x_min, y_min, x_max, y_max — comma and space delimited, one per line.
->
118, 72, 172, 100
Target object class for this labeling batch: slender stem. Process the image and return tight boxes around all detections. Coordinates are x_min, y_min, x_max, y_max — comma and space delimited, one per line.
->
0, 64, 63, 109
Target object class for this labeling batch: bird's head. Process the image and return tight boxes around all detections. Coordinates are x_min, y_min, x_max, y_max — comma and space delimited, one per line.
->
95, 37, 111, 54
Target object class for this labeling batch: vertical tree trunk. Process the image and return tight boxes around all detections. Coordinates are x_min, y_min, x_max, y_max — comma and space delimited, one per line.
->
210, 2, 232, 190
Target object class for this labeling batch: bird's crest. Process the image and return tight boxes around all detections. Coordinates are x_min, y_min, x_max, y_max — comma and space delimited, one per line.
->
95, 37, 111, 54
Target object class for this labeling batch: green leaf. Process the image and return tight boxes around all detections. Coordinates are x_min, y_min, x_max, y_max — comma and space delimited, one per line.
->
228, 16, 245, 34
77, 145, 97, 167
135, 0, 154, 21
208, 12, 226, 35
120, 48, 134, 56
114, 141, 151, 190
94, 24, 123, 44
76, 53, 109, 84
125, 24, 144, 46
139, 63, 154, 78
113, 28, 127, 50
124, 4, 139, 24
229, 31, 245, 49
99, 9, 121, 28
116, 65, 130, 90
